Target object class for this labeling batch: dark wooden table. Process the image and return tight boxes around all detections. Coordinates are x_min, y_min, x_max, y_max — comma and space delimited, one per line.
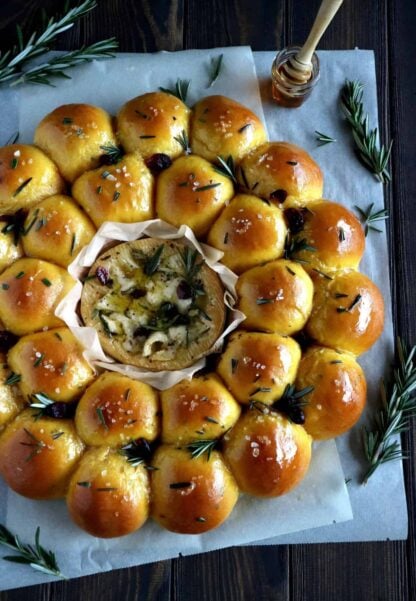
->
0, 1, 415, 599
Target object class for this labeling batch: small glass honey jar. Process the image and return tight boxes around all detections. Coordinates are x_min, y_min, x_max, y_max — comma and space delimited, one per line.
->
271, 46, 320, 108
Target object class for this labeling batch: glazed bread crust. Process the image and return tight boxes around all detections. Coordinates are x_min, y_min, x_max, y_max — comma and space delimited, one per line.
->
191, 95, 267, 163
0, 144, 64, 214
238, 141, 323, 208
117, 91, 191, 159
151, 446, 239, 534
207, 193, 287, 274
34, 103, 117, 182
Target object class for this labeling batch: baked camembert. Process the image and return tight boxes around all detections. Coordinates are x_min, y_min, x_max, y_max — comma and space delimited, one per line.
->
80, 238, 226, 370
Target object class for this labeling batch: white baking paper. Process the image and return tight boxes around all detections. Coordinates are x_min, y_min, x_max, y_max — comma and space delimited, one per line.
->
251, 50, 407, 545
0, 47, 353, 591
55, 218, 246, 390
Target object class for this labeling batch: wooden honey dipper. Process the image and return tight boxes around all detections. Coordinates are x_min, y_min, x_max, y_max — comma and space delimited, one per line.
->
282, 0, 344, 84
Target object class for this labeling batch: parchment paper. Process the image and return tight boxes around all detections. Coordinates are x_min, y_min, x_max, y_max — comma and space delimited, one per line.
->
0, 46, 362, 590
251, 50, 407, 545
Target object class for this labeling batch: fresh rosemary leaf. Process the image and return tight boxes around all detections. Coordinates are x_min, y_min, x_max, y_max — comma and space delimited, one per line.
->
362, 338, 416, 482
143, 245, 164, 276
13, 177, 32, 197
336, 294, 362, 313
169, 481, 192, 489
5, 131, 19, 145
0, 525, 64, 579
207, 53, 223, 88
41, 278, 52, 287
256, 297, 275, 305
174, 130, 191, 154
354, 202, 389, 236
186, 438, 218, 460
159, 79, 190, 103
95, 406, 108, 429
214, 155, 237, 184
5, 372, 21, 385
194, 183, 221, 192
119, 439, 152, 467
100, 143, 124, 164
315, 130, 336, 146
340, 80, 392, 183
284, 234, 316, 262
70, 233, 76, 255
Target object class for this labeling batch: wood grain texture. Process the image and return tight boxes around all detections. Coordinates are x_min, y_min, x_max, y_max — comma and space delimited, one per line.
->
388, 1, 416, 599
0, 0, 415, 599
172, 546, 289, 601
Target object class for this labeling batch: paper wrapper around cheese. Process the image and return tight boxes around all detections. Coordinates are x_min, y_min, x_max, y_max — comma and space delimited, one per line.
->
55, 219, 246, 390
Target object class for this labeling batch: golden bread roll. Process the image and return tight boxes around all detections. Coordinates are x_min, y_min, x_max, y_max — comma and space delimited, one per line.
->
75, 372, 159, 446
72, 152, 154, 227
0, 258, 75, 335
191, 95, 267, 163
22, 195, 96, 267
8, 327, 96, 402
295, 346, 367, 439
160, 373, 241, 444
0, 353, 25, 430
207, 193, 287, 273
151, 445, 238, 533
0, 144, 64, 214
117, 91, 191, 159
0, 409, 85, 499
236, 259, 313, 334
238, 141, 323, 208
34, 103, 117, 182
223, 409, 312, 497
0, 220, 23, 273
155, 155, 234, 236
285, 201, 365, 273
80, 239, 225, 371
217, 331, 301, 405
67, 446, 150, 538
306, 270, 385, 355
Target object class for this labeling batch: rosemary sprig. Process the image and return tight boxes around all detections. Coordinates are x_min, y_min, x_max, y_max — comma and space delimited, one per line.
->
4, 131, 19, 145
119, 439, 154, 468
29, 392, 55, 418
100, 143, 124, 164
159, 79, 190, 104
340, 80, 393, 183
9, 39, 118, 87
0, 0, 105, 86
362, 338, 416, 483
354, 202, 389, 236
174, 130, 191, 154
284, 234, 316, 262
214, 155, 237, 184
0, 524, 65, 579
207, 54, 224, 88
186, 439, 218, 460
315, 130, 336, 146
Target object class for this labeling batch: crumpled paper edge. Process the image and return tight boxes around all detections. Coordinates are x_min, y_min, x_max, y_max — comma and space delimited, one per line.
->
55, 219, 246, 390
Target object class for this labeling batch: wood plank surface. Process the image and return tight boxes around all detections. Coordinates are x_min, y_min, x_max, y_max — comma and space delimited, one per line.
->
0, 0, 414, 599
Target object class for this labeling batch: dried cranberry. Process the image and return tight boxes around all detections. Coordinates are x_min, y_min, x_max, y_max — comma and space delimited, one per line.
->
130, 288, 146, 299
270, 189, 288, 204
284, 208, 306, 234
45, 401, 77, 419
176, 280, 192, 299
145, 153, 172, 174
288, 407, 305, 425
96, 266, 110, 285
0, 330, 18, 352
